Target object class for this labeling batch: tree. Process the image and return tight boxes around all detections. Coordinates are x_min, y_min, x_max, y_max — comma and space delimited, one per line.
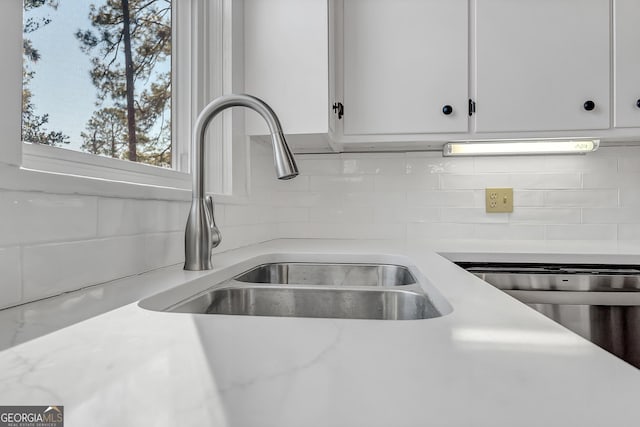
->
76, 0, 171, 165
80, 107, 127, 158
22, 0, 70, 146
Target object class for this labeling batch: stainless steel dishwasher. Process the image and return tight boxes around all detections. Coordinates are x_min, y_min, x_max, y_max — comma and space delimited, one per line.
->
457, 263, 640, 368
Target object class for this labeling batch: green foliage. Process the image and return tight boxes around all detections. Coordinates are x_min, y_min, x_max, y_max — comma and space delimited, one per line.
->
24, 0, 59, 35
80, 107, 127, 159
22, 83, 69, 146
77, 0, 172, 166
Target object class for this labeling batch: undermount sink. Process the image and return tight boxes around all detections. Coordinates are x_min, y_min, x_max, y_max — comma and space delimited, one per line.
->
163, 262, 445, 320
170, 285, 439, 320
234, 262, 416, 287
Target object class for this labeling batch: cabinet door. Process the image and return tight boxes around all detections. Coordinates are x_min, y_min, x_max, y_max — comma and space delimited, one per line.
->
245, 0, 328, 135
614, 0, 640, 128
342, 0, 468, 135
475, 0, 610, 133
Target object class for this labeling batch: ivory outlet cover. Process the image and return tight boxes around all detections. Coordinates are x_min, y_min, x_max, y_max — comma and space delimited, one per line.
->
485, 188, 513, 213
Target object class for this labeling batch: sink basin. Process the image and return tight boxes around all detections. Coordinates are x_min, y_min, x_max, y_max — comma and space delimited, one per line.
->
169, 285, 440, 320
233, 262, 416, 287
140, 259, 452, 321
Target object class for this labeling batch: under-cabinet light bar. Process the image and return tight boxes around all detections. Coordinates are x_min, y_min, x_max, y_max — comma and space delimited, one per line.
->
443, 139, 600, 157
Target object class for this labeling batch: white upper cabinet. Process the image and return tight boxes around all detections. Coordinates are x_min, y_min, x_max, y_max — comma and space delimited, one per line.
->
244, 0, 640, 151
244, 0, 328, 136
475, 0, 610, 133
614, 0, 640, 128
341, 0, 469, 136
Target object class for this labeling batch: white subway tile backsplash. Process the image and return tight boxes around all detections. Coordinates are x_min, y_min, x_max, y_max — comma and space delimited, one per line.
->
339, 192, 406, 207
407, 223, 544, 240
583, 173, 640, 189
583, 208, 640, 224
405, 207, 441, 223
296, 157, 343, 175
253, 174, 310, 192
215, 224, 277, 251
340, 152, 406, 160
509, 173, 582, 189
6, 145, 640, 309
618, 157, 640, 173
0, 247, 21, 309
406, 156, 474, 174
276, 207, 309, 223
251, 191, 325, 208
212, 204, 227, 227
279, 222, 405, 240
407, 223, 475, 240
0, 192, 98, 246
143, 232, 184, 271
374, 206, 409, 223
472, 224, 546, 240
540, 155, 617, 173
224, 204, 277, 226
441, 172, 580, 191
582, 173, 613, 189
374, 174, 438, 191
97, 199, 187, 237
440, 174, 507, 190
440, 208, 509, 224
514, 190, 545, 207
473, 156, 547, 173
22, 233, 183, 301
309, 206, 374, 223
543, 190, 618, 208
619, 189, 640, 207
509, 208, 582, 224
545, 224, 617, 241
309, 175, 375, 192
407, 191, 476, 207
473, 155, 616, 174
341, 158, 406, 175
618, 224, 640, 240
271, 175, 311, 192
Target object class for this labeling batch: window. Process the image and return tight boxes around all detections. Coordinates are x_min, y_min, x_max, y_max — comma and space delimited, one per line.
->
23, 0, 173, 168
3, 0, 238, 197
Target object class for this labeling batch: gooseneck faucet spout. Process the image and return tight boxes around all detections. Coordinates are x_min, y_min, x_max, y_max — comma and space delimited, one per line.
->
184, 94, 299, 271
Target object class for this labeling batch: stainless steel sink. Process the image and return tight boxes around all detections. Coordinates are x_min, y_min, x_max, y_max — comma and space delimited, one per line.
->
234, 262, 416, 287
158, 261, 448, 321
169, 285, 439, 320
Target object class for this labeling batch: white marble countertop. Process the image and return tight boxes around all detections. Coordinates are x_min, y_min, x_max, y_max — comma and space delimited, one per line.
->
1, 239, 639, 427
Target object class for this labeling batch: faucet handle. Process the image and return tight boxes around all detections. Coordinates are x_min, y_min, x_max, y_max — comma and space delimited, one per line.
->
205, 195, 222, 249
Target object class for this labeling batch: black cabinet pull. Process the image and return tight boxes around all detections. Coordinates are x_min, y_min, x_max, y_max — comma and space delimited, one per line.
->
636, 99, 640, 109
442, 105, 453, 115
584, 100, 595, 111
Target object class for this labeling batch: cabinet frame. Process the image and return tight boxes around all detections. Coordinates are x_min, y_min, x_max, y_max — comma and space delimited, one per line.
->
328, 0, 640, 152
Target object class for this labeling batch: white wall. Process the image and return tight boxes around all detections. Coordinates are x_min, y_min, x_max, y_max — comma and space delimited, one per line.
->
265, 146, 640, 243
0, 0, 290, 310
4, 0, 640, 311
0, 141, 281, 309
3, 139, 640, 310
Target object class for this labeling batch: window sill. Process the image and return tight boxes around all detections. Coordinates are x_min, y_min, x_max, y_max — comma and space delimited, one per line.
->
23, 143, 191, 188
0, 145, 248, 203
4, 143, 188, 200
0, 162, 250, 203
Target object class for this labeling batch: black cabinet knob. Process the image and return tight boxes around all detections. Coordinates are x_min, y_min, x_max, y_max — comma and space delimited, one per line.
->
584, 100, 595, 111
442, 105, 453, 115
636, 99, 640, 109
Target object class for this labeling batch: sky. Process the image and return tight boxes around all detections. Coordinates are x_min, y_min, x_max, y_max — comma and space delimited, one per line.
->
25, 1, 172, 153
27, 1, 98, 150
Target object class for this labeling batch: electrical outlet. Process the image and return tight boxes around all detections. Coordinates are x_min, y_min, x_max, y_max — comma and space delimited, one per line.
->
486, 188, 513, 213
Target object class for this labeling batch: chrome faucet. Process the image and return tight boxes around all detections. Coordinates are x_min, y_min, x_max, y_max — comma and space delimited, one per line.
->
184, 94, 299, 271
